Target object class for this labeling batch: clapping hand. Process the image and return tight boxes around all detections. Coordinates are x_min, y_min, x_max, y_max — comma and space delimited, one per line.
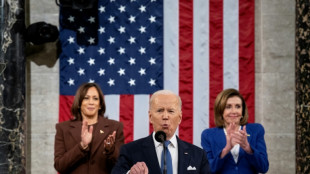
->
231, 125, 253, 154
104, 131, 116, 151
80, 120, 93, 149
221, 123, 235, 158
221, 123, 253, 157
225, 122, 237, 149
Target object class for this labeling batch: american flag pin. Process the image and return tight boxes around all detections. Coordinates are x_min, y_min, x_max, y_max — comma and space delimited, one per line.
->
100, 130, 104, 134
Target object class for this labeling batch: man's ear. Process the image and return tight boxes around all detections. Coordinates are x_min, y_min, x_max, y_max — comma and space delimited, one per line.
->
178, 111, 182, 124
149, 111, 153, 124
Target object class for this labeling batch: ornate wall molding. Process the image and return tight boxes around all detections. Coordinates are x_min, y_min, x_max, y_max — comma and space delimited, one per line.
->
296, 1, 310, 174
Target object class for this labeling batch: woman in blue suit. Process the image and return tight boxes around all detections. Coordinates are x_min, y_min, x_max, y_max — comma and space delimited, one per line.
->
201, 88, 269, 174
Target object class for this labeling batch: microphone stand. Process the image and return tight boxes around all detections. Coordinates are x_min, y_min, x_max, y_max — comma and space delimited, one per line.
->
163, 141, 167, 174
155, 131, 168, 174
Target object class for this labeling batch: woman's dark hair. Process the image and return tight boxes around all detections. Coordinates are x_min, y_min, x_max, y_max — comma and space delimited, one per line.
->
70, 83, 106, 121
214, 88, 248, 127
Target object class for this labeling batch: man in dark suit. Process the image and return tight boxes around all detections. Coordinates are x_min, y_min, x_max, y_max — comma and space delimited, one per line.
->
112, 90, 210, 174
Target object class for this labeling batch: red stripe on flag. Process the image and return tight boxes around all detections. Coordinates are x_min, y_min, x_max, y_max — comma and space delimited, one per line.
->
239, 0, 255, 123
209, 0, 224, 128
59, 95, 74, 122
149, 122, 153, 135
179, 0, 193, 143
148, 95, 154, 135
120, 95, 134, 143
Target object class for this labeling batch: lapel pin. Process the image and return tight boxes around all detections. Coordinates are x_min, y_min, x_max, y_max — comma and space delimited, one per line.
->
100, 130, 104, 134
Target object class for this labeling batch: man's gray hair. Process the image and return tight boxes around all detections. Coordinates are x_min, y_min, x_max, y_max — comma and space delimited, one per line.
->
149, 90, 182, 110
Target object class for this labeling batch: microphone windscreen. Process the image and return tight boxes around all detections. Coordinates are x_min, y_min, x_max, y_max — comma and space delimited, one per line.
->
155, 131, 166, 143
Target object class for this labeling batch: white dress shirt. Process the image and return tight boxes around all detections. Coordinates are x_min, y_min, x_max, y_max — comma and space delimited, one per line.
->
153, 132, 178, 174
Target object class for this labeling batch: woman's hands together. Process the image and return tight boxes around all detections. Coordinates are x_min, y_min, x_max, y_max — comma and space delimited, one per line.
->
231, 125, 253, 154
79, 120, 117, 152
221, 123, 253, 158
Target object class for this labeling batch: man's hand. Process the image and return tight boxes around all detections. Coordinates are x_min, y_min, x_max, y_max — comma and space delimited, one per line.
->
130, 162, 149, 174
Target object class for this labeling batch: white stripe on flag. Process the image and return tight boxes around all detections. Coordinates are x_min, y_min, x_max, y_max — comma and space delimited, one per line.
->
105, 95, 120, 121
164, 0, 179, 95
134, 95, 150, 140
164, 0, 179, 136
223, 0, 239, 89
193, 0, 210, 147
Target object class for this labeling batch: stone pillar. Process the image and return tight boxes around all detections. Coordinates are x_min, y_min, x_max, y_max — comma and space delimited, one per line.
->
0, 0, 26, 173
296, 1, 310, 174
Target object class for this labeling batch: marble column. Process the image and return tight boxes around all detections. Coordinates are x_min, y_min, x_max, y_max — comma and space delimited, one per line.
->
0, 0, 26, 173
296, 1, 310, 174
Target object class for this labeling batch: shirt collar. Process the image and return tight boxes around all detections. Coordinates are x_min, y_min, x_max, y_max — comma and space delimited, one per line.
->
152, 132, 177, 148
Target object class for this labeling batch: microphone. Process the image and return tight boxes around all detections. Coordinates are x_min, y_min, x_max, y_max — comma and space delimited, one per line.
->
155, 130, 166, 143
155, 131, 167, 174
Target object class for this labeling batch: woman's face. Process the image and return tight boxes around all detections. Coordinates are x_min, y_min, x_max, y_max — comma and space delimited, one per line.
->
223, 96, 243, 126
80, 87, 100, 119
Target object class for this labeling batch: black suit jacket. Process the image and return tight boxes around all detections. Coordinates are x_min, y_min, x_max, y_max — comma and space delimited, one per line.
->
112, 134, 210, 174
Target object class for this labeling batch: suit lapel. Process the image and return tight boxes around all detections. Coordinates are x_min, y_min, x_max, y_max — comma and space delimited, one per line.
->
177, 137, 190, 174
69, 121, 82, 144
142, 135, 162, 174
214, 128, 226, 150
91, 117, 109, 155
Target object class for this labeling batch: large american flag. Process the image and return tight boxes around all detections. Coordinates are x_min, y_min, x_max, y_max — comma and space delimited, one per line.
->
59, 0, 255, 146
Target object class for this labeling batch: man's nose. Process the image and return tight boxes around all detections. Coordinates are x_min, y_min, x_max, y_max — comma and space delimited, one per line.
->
163, 111, 169, 119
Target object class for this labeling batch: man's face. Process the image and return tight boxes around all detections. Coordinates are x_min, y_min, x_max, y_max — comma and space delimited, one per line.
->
149, 94, 182, 140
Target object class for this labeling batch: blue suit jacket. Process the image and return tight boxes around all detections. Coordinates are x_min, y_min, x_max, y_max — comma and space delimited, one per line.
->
201, 123, 269, 174
112, 134, 210, 174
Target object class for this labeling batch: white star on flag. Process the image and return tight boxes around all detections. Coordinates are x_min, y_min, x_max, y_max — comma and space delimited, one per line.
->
128, 79, 135, 86
107, 78, 115, 86
68, 16, 75, 22
68, 36, 75, 44
128, 36, 136, 44
98, 27, 105, 34
118, 68, 125, 76
77, 47, 85, 55
98, 47, 105, 55
67, 57, 74, 65
87, 58, 95, 66
77, 68, 85, 75
138, 68, 146, 76
149, 79, 155, 86
99, 6, 105, 13
98, 68, 105, 76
